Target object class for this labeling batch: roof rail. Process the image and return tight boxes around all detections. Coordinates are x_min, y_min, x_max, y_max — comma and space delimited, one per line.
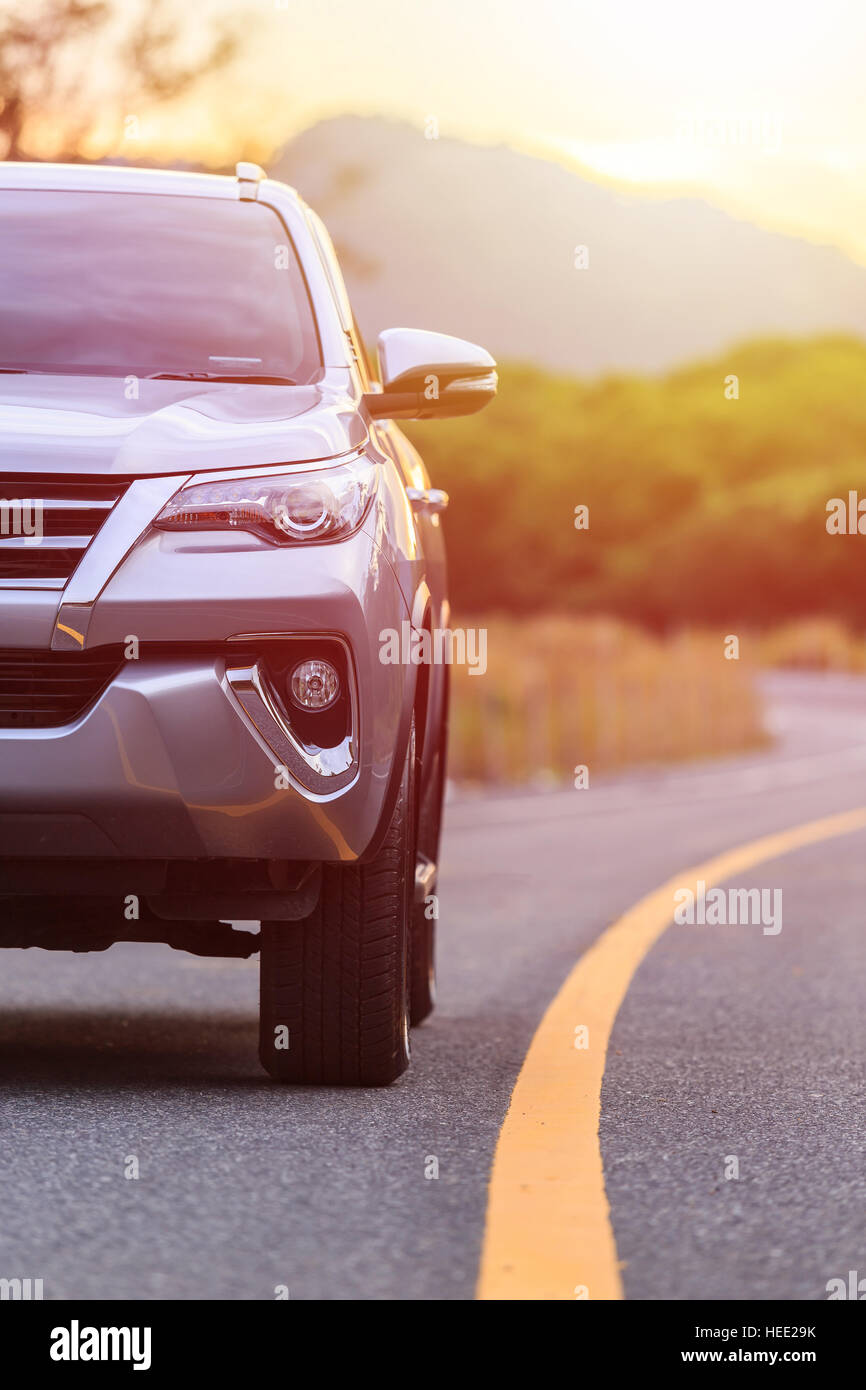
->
236, 161, 266, 201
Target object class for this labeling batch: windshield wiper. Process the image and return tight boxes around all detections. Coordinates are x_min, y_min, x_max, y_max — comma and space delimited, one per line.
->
148, 372, 297, 385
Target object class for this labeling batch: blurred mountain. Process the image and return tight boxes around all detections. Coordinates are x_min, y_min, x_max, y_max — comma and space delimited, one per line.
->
271, 116, 866, 374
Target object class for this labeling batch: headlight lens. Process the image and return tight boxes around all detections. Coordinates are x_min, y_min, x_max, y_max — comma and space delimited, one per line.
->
154, 457, 376, 544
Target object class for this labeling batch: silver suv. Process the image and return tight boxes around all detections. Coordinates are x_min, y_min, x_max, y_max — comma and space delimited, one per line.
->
0, 160, 496, 1085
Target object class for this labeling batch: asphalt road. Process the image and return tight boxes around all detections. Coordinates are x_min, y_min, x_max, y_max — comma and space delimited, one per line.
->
0, 671, 864, 1300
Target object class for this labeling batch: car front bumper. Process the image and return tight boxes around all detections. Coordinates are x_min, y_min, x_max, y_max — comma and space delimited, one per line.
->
0, 525, 414, 864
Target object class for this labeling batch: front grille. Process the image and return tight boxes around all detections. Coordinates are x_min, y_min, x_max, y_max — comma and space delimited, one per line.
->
0, 479, 127, 588
0, 646, 123, 728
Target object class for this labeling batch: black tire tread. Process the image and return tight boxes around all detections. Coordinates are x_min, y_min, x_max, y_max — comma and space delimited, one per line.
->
259, 730, 413, 1086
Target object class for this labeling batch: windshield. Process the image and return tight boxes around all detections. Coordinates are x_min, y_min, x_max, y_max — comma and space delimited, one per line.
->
0, 189, 320, 382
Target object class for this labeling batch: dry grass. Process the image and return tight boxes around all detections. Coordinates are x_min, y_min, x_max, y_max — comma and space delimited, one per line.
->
757, 619, 866, 672
447, 617, 768, 786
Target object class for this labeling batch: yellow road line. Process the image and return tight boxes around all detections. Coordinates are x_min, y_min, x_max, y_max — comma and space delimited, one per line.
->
477, 806, 866, 1301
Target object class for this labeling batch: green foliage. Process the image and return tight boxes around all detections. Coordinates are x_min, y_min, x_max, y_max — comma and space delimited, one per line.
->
405, 335, 866, 627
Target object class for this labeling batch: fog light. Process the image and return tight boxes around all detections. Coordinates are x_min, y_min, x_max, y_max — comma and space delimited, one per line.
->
289, 658, 340, 711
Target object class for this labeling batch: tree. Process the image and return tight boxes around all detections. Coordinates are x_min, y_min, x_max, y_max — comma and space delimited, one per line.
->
0, 0, 238, 161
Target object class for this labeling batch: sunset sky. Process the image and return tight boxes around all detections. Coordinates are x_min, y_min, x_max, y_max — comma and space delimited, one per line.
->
63, 0, 866, 266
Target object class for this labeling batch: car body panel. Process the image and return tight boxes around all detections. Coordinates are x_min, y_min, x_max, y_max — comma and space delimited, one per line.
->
0, 518, 415, 862
0, 375, 368, 477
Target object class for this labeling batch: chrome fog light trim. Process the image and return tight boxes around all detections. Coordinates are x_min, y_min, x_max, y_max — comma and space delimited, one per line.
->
224, 647, 358, 799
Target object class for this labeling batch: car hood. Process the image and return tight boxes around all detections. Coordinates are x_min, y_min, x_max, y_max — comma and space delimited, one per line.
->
0, 374, 368, 477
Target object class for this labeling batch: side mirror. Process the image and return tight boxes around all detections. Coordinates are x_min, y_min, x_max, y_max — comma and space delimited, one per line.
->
363, 328, 497, 420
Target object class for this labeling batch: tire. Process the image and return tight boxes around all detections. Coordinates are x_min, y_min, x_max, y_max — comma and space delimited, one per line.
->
409, 896, 436, 1026
259, 721, 415, 1086
410, 708, 446, 1026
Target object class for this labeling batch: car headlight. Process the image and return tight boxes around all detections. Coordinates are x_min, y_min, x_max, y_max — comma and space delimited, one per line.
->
154, 457, 377, 544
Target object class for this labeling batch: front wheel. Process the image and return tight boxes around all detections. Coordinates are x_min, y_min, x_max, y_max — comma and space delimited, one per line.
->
410, 708, 446, 1025
259, 722, 415, 1086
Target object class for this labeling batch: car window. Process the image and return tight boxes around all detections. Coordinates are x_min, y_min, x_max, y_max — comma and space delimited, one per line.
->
0, 189, 321, 382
